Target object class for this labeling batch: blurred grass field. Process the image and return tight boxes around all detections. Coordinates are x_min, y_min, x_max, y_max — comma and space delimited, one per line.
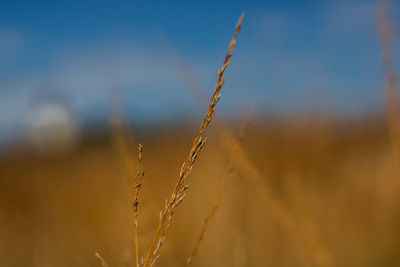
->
1, 115, 399, 266
1, 2, 400, 266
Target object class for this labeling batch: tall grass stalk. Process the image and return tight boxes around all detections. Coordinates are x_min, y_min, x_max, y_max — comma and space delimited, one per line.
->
141, 13, 245, 267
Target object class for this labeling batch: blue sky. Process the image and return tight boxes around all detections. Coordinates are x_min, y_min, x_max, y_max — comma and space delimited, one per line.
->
0, 0, 398, 142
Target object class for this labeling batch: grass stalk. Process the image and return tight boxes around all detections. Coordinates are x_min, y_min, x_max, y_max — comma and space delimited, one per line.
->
133, 144, 145, 267
186, 106, 254, 266
141, 13, 245, 267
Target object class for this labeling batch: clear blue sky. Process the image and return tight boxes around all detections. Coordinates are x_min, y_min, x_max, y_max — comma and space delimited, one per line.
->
0, 0, 398, 142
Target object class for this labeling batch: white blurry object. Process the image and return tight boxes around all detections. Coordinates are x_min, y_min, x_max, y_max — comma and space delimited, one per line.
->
28, 103, 80, 154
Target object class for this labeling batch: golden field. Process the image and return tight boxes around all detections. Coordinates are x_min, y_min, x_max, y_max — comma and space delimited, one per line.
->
1, 115, 399, 267
1, 5, 400, 266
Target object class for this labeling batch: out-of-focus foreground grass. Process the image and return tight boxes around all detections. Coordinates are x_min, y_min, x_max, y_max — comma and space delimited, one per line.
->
0, 115, 399, 267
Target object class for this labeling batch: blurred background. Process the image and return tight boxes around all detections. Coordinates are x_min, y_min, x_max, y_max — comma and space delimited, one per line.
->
1, 0, 400, 266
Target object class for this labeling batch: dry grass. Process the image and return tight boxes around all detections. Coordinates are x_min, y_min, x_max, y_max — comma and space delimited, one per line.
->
186, 105, 254, 266
159, 14, 337, 265
170, 25, 337, 266
133, 143, 144, 267
141, 13, 245, 267
160, 17, 337, 266
2, 4, 400, 267
0, 116, 398, 266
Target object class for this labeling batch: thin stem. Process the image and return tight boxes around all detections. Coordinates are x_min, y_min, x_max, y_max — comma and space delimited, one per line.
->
187, 106, 254, 266
141, 13, 245, 267
133, 144, 144, 267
